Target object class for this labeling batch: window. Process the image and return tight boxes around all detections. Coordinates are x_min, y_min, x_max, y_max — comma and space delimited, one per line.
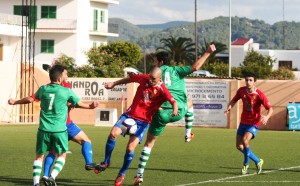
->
93, 9, 98, 31
13, 5, 23, 16
14, 5, 37, 28
279, 61, 292, 70
41, 6, 56, 19
41, 40, 54, 53
93, 42, 97, 48
100, 10, 105, 23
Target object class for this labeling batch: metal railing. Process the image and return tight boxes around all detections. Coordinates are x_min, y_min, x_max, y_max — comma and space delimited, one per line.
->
36, 19, 77, 30
0, 13, 22, 26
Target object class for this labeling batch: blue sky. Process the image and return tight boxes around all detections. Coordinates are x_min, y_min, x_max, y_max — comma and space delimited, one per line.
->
109, 0, 300, 25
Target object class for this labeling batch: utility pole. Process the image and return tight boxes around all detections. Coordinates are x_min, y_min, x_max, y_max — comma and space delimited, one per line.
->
195, 0, 198, 61
228, 0, 232, 77
282, 0, 285, 49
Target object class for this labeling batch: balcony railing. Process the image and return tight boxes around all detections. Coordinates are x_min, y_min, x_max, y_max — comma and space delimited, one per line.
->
36, 19, 77, 30
0, 13, 22, 26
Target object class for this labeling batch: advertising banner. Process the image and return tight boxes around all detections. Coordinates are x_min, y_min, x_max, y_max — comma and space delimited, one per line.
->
67, 78, 126, 101
287, 103, 300, 130
173, 79, 230, 127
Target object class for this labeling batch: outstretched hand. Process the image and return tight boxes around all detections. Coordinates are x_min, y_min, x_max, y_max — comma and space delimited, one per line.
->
104, 82, 115, 89
8, 99, 16, 105
89, 101, 99, 109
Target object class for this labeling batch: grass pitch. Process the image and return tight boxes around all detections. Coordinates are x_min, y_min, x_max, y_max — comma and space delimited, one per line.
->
1, 125, 300, 186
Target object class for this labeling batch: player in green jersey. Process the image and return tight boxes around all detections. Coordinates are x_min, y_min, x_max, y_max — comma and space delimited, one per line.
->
133, 44, 216, 185
8, 65, 98, 186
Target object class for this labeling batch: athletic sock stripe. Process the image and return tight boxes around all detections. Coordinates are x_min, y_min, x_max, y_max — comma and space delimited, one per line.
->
33, 165, 42, 169
139, 157, 149, 162
141, 152, 150, 156
56, 161, 64, 167
138, 165, 146, 169
33, 172, 41, 176
53, 166, 61, 172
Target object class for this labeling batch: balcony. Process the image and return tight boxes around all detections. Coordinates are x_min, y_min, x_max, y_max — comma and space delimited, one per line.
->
0, 13, 22, 26
90, 0, 119, 5
90, 23, 119, 37
34, 19, 77, 33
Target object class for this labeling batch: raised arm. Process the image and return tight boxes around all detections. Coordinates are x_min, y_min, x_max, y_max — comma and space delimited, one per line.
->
8, 97, 34, 105
191, 44, 216, 72
104, 77, 131, 89
76, 101, 99, 109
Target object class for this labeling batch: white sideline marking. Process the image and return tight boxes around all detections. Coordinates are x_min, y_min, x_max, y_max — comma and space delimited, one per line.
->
175, 165, 300, 186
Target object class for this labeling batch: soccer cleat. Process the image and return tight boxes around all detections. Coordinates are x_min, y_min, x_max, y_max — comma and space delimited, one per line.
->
41, 176, 50, 186
85, 162, 97, 171
241, 164, 249, 175
256, 159, 264, 174
185, 133, 195, 142
41, 176, 57, 186
115, 173, 125, 186
94, 162, 110, 174
33, 184, 40, 186
133, 174, 143, 185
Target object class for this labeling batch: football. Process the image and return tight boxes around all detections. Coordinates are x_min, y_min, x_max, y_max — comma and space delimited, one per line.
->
120, 118, 138, 135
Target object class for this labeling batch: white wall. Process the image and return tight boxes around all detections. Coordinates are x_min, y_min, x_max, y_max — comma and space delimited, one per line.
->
0, 62, 19, 122
34, 33, 77, 65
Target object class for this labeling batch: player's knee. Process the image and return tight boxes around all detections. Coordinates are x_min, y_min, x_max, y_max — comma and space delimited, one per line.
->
109, 133, 117, 140
126, 144, 136, 153
236, 145, 243, 151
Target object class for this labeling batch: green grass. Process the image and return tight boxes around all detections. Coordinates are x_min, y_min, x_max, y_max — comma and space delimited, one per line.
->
1, 125, 300, 186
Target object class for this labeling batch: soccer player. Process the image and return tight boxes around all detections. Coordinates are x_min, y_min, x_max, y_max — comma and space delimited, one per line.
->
41, 69, 99, 183
94, 67, 179, 186
8, 65, 98, 186
224, 73, 273, 175
133, 44, 216, 185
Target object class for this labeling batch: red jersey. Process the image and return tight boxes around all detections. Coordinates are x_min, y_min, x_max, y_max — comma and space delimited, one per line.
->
232, 86, 271, 127
61, 82, 72, 124
31, 82, 72, 124
126, 74, 176, 123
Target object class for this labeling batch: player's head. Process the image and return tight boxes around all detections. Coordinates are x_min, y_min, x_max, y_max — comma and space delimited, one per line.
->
49, 65, 66, 84
155, 51, 171, 67
244, 72, 256, 88
149, 67, 162, 86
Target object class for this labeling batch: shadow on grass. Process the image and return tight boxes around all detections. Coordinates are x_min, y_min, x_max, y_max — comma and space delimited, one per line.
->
0, 176, 113, 186
129, 167, 234, 175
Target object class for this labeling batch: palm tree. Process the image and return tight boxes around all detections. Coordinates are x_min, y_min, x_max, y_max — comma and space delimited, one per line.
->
157, 36, 195, 65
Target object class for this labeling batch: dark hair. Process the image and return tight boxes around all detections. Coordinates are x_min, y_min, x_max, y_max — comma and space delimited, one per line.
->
244, 72, 257, 82
49, 65, 65, 82
156, 51, 171, 66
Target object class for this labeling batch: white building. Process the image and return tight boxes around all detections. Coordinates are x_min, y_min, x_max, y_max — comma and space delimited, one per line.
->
231, 38, 300, 70
0, 0, 119, 66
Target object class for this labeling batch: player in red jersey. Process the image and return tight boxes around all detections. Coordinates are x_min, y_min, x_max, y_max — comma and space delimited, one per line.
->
95, 67, 178, 186
225, 73, 273, 175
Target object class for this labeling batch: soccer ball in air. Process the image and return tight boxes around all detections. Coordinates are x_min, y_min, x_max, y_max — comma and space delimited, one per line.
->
120, 118, 138, 135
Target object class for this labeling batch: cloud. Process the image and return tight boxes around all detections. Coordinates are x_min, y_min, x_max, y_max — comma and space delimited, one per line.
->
109, 0, 300, 25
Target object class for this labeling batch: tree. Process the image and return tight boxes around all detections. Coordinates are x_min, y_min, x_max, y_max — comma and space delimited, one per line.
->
157, 36, 195, 65
241, 49, 275, 79
86, 42, 143, 77
53, 54, 78, 77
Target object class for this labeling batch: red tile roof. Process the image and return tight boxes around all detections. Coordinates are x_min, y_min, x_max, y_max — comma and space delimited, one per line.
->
231, 38, 251, 45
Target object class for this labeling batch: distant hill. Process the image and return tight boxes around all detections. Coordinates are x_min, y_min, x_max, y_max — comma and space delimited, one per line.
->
108, 16, 300, 51
137, 21, 193, 31
108, 18, 152, 42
